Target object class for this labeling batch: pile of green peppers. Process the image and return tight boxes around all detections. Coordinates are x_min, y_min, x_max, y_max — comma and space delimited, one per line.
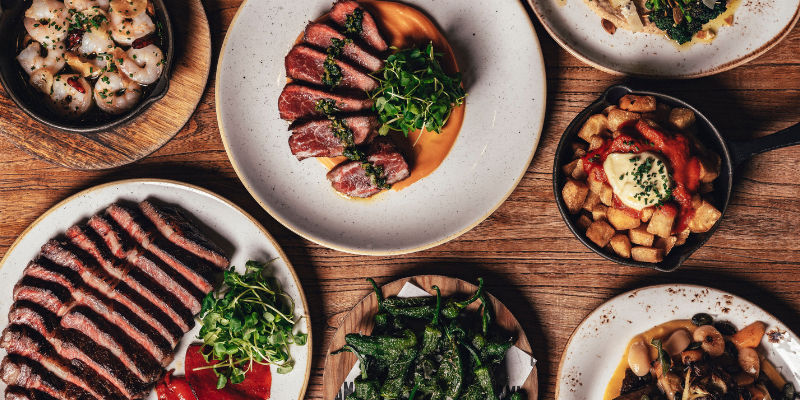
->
332, 278, 526, 400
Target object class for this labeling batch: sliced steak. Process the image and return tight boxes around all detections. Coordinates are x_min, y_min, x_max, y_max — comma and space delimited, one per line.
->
60, 307, 162, 381
303, 22, 383, 72
65, 226, 131, 280
288, 115, 380, 160
330, 0, 388, 52
5, 386, 59, 400
23, 260, 83, 294
1, 355, 96, 400
138, 201, 229, 269
326, 137, 410, 198
13, 277, 72, 315
106, 204, 215, 296
278, 83, 373, 120
114, 282, 185, 343
285, 45, 378, 91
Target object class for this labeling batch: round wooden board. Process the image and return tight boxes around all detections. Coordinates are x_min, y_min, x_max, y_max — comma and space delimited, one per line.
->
322, 275, 539, 400
0, 0, 211, 170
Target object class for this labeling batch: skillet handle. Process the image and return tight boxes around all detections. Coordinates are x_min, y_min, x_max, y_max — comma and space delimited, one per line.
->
728, 122, 800, 167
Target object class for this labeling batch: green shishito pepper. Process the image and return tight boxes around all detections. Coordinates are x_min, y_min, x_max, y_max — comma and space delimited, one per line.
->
436, 335, 464, 399
464, 342, 497, 399
345, 329, 417, 360
420, 286, 443, 356
441, 278, 484, 319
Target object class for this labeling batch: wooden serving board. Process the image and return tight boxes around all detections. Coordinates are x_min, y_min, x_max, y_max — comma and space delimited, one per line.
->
322, 275, 539, 400
0, 0, 211, 170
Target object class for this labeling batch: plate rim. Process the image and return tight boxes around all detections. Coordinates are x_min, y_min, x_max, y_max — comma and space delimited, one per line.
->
0, 178, 313, 400
527, 0, 800, 78
554, 283, 798, 400
215, 0, 547, 256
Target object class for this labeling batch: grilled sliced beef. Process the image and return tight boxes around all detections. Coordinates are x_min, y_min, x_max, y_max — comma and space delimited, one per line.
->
5, 386, 60, 400
278, 83, 373, 120
41, 240, 193, 333
23, 260, 83, 295
303, 22, 383, 72
1, 355, 96, 400
70, 222, 203, 315
61, 307, 162, 381
326, 137, 410, 197
13, 277, 72, 315
1, 323, 125, 400
285, 45, 378, 91
138, 201, 229, 269
330, 0, 388, 52
114, 282, 185, 344
288, 115, 380, 160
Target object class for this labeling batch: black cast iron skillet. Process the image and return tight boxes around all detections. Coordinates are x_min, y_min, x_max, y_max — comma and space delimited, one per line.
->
0, 0, 174, 134
553, 84, 800, 272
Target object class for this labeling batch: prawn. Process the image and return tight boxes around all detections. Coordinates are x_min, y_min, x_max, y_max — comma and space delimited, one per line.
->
109, 11, 154, 46
24, 0, 70, 46
93, 72, 142, 114
65, 0, 109, 11
111, 44, 164, 85
48, 74, 94, 119
17, 40, 67, 75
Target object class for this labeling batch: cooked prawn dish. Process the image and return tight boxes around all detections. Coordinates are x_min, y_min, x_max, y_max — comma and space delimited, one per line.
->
16, 0, 165, 119
606, 313, 795, 400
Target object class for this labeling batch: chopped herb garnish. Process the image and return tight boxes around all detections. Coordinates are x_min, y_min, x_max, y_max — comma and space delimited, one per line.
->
343, 8, 364, 36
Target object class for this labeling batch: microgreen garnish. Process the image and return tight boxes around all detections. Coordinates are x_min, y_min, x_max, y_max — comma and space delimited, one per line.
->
196, 260, 307, 389
368, 42, 466, 137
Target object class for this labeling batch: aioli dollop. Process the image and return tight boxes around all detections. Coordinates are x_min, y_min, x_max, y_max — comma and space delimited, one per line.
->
603, 151, 673, 211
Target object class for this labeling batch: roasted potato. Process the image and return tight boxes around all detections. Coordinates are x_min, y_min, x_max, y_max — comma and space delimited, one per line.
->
610, 234, 632, 258
629, 224, 654, 246
688, 200, 722, 233
631, 246, 665, 263
572, 158, 588, 180
587, 220, 616, 248
592, 204, 608, 222
619, 95, 657, 113
563, 180, 589, 215
642, 103, 672, 123
667, 108, 696, 131
608, 208, 641, 230
589, 135, 605, 152
599, 184, 613, 207
562, 159, 579, 176
641, 207, 655, 223
647, 208, 676, 238
654, 236, 677, 256
699, 152, 721, 183
607, 109, 640, 131
577, 214, 593, 231
582, 191, 602, 212
578, 114, 609, 142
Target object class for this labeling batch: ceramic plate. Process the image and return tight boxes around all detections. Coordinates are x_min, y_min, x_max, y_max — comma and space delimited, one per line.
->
216, 0, 546, 255
556, 284, 800, 400
528, 0, 800, 77
0, 179, 311, 400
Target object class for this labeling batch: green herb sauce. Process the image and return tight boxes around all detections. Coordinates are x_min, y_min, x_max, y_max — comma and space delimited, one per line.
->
343, 8, 364, 36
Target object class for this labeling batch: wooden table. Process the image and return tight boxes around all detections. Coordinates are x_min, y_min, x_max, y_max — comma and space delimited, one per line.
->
1, 1, 799, 399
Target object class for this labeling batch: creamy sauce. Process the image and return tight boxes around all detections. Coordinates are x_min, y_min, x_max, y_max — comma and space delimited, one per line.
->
603, 320, 697, 400
313, 1, 465, 193
667, 0, 742, 50
604, 151, 672, 210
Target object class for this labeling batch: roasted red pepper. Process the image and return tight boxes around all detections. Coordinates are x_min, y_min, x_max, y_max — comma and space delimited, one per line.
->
185, 345, 272, 400
156, 370, 197, 400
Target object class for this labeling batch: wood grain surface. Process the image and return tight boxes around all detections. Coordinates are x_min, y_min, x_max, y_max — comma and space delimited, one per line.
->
1, 1, 800, 399
323, 275, 538, 400
0, 0, 211, 170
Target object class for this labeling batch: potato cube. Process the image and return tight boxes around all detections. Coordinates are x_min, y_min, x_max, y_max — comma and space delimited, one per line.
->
610, 234, 632, 258
578, 114, 609, 142
608, 109, 641, 131
619, 95, 657, 113
643, 103, 672, 123
572, 142, 588, 152
583, 191, 601, 212
612, 130, 623, 139
641, 207, 655, 222
576, 213, 593, 231
699, 181, 714, 194
654, 236, 678, 256
572, 158, 588, 181
573, 148, 587, 159
675, 228, 690, 246
631, 246, 665, 263
586, 220, 616, 248
588, 135, 605, 152
608, 207, 641, 230
699, 152, 721, 183
647, 207, 676, 238
587, 172, 604, 195
600, 184, 613, 206
629, 224, 655, 246
688, 200, 722, 233
668, 108, 696, 131
602, 105, 618, 115
562, 159, 579, 176
592, 204, 608, 221
563, 180, 589, 214
692, 194, 703, 210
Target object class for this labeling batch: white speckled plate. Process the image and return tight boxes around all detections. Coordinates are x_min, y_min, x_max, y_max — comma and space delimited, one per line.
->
0, 179, 311, 400
529, 0, 800, 77
216, 0, 546, 255
556, 284, 800, 400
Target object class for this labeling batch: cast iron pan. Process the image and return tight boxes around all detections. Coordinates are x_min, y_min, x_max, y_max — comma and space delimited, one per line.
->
0, 0, 174, 134
553, 84, 800, 272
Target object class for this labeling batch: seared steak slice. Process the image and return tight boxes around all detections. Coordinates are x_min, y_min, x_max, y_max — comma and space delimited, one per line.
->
278, 83, 373, 120
138, 201, 229, 269
64, 226, 131, 280
23, 260, 82, 294
13, 277, 72, 315
60, 307, 162, 381
303, 22, 383, 72
5, 386, 59, 400
326, 137, 410, 198
1, 355, 96, 400
106, 204, 215, 295
288, 115, 380, 160
285, 45, 378, 91
330, 0, 388, 52
114, 282, 185, 343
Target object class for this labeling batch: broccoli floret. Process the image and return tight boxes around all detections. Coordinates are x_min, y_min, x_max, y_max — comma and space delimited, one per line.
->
685, 0, 727, 21
649, 9, 702, 44
646, 0, 724, 45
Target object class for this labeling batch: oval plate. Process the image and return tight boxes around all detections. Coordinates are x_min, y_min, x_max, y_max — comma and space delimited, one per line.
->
216, 0, 546, 255
528, 0, 800, 78
0, 179, 312, 400
322, 275, 538, 400
556, 284, 800, 400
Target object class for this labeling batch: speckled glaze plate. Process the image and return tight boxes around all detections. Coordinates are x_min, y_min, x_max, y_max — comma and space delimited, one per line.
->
0, 179, 311, 400
528, 0, 800, 78
216, 0, 546, 255
556, 284, 800, 400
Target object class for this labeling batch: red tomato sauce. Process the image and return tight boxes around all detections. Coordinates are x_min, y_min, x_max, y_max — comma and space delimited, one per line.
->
581, 120, 701, 232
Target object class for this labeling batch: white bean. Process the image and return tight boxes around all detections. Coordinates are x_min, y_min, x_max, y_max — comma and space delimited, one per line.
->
663, 329, 691, 356
627, 340, 651, 377
738, 347, 760, 378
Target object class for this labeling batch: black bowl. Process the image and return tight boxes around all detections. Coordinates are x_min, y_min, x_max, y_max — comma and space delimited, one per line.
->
553, 84, 800, 272
0, 0, 174, 134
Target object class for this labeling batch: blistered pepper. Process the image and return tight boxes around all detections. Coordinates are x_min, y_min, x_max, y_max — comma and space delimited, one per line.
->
344, 329, 417, 360
441, 278, 484, 319
420, 285, 443, 356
